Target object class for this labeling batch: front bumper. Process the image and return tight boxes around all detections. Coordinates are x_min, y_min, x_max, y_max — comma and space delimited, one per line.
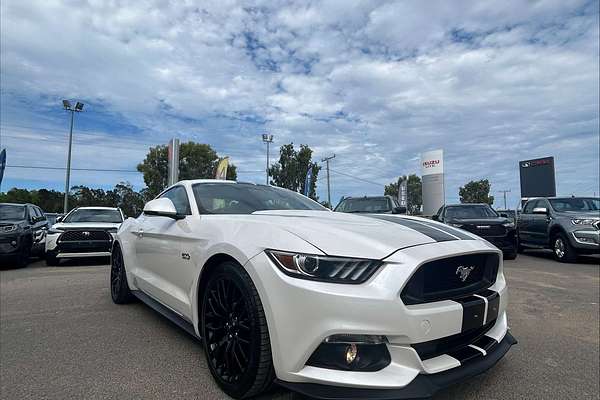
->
246, 239, 511, 390
278, 332, 517, 399
570, 229, 600, 253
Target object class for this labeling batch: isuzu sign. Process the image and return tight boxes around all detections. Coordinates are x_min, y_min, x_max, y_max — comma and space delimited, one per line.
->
421, 149, 445, 216
421, 149, 444, 176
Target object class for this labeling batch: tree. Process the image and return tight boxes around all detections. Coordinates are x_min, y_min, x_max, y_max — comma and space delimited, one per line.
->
384, 174, 422, 214
137, 142, 237, 198
268, 143, 320, 200
459, 179, 494, 204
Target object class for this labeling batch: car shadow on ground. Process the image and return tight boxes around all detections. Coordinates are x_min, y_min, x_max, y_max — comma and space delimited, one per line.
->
519, 249, 600, 265
0, 256, 110, 270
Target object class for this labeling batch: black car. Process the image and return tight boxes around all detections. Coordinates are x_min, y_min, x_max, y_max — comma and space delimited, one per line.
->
335, 196, 406, 214
518, 197, 599, 262
0, 203, 49, 267
433, 204, 517, 259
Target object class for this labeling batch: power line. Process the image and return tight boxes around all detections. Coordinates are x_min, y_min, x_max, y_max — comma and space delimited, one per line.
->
329, 168, 385, 187
7, 165, 140, 173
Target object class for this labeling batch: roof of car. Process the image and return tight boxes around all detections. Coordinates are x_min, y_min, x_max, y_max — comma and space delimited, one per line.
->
445, 203, 490, 207
0, 203, 32, 207
75, 206, 120, 210
179, 179, 237, 185
342, 196, 389, 200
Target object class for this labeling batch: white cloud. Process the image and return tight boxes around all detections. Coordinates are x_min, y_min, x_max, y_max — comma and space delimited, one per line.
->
1, 0, 598, 206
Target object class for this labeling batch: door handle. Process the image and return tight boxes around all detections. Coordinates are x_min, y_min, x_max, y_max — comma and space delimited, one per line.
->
138, 229, 144, 238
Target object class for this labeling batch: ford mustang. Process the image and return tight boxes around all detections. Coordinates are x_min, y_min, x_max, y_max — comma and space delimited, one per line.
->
111, 180, 516, 399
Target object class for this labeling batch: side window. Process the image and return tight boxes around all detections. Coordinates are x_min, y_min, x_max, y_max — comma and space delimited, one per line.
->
161, 186, 191, 215
523, 200, 538, 214
36, 207, 46, 220
27, 206, 36, 221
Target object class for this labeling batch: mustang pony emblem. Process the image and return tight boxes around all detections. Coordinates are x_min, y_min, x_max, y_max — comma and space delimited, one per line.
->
456, 265, 475, 282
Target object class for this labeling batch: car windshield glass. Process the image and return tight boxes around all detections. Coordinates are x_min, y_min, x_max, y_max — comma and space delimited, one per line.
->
192, 183, 327, 214
65, 209, 123, 223
445, 205, 498, 219
335, 198, 391, 213
549, 198, 600, 211
0, 204, 26, 220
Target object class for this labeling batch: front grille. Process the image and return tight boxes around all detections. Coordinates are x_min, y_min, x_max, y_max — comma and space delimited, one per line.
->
461, 224, 506, 237
59, 230, 111, 242
401, 253, 499, 305
412, 319, 496, 361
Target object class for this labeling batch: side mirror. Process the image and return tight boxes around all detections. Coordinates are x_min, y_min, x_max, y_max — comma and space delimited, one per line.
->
143, 198, 184, 220
532, 207, 548, 215
431, 215, 439, 221
500, 212, 508, 218
56, 216, 63, 223
392, 206, 407, 214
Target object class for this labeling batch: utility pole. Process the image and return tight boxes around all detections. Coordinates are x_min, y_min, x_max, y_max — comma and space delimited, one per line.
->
322, 154, 335, 208
498, 189, 511, 210
62, 100, 84, 214
262, 134, 274, 185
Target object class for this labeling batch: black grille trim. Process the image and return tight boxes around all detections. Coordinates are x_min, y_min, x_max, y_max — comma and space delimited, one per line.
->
59, 230, 111, 242
412, 319, 497, 361
401, 253, 500, 305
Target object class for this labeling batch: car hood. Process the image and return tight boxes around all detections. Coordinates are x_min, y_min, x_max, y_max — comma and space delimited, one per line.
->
554, 210, 600, 218
0, 219, 26, 226
251, 210, 455, 259
447, 217, 510, 225
52, 222, 121, 230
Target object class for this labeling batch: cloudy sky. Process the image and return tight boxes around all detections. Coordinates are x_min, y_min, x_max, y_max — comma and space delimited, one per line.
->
1, 0, 598, 208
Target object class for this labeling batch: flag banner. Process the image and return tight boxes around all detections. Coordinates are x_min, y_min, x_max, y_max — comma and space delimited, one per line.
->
303, 166, 313, 196
398, 176, 408, 208
215, 157, 229, 180
0, 149, 6, 189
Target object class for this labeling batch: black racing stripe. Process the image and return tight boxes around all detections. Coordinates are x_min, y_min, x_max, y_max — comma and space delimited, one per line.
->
411, 219, 475, 240
370, 215, 458, 242
447, 346, 482, 364
456, 296, 486, 332
473, 335, 498, 353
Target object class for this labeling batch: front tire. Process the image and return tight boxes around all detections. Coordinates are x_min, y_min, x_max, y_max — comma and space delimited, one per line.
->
201, 262, 275, 399
16, 241, 32, 268
552, 232, 578, 263
45, 252, 60, 266
110, 245, 135, 304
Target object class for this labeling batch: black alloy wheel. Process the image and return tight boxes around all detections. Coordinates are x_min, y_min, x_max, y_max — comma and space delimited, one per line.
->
201, 262, 274, 399
17, 241, 31, 268
110, 245, 134, 304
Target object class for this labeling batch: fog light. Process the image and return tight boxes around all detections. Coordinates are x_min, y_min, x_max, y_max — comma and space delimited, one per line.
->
11, 240, 17, 247
345, 343, 358, 364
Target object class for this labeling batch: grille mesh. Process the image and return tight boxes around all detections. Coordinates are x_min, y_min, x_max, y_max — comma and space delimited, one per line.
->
59, 230, 111, 242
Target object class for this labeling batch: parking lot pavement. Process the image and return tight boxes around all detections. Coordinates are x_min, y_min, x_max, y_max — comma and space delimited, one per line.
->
1, 253, 598, 400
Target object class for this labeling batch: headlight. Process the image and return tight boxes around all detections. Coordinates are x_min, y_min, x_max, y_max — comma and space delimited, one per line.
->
502, 222, 515, 228
571, 219, 598, 226
48, 228, 64, 234
1, 225, 18, 233
266, 250, 382, 284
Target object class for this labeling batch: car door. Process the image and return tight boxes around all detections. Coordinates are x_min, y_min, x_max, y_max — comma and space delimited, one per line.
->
529, 199, 551, 245
134, 185, 195, 318
518, 200, 536, 244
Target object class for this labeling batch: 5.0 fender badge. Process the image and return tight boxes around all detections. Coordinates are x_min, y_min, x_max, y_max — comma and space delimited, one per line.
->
181, 253, 191, 260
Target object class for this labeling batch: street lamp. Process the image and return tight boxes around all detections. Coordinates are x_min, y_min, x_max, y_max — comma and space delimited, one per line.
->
262, 134, 274, 185
62, 99, 84, 214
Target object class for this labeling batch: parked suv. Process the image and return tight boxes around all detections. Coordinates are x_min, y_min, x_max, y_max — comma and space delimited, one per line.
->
45, 207, 124, 265
518, 197, 599, 262
335, 195, 406, 214
433, 204, 517, 260
0, 203, 49, 267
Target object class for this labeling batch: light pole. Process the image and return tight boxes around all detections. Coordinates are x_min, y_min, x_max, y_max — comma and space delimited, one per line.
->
498, 189, 511, 209
62, 100, 84, 214
322, 154, 335, 208
262, 134, 273, 185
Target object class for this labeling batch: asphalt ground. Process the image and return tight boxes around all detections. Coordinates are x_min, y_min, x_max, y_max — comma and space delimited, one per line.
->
1, 251, 598, 400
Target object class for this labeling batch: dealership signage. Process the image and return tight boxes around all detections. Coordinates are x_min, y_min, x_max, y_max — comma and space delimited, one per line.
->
397, 176, 408, 208
421, 149, 445, 216
519, 156, 556, 198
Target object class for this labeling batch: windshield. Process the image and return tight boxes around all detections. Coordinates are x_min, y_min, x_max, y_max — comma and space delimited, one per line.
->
0, 204, 26, 220
335, 197, 392, 213
445, 205, 498, 219
64, 209, 123, 223
549, 198, 600, 212
192, 183, 327, 214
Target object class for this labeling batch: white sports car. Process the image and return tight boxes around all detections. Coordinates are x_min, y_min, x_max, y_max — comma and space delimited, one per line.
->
111, 180, 516, 399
